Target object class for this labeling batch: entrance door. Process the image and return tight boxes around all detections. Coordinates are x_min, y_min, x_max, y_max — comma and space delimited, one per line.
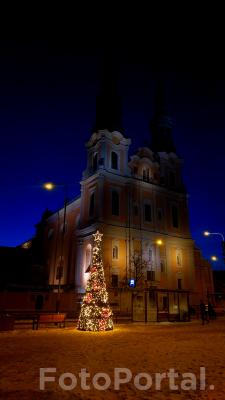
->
132, 291, 157, 322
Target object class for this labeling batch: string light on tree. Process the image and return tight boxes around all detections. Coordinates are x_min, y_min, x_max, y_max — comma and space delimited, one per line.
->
77, 230, 113, 331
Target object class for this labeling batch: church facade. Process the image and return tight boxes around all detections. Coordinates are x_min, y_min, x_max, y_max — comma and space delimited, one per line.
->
42, 81, 214, 322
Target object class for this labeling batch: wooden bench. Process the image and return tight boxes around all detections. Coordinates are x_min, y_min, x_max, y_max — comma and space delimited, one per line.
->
35, 313, 66, 330
1, 311, 39, 330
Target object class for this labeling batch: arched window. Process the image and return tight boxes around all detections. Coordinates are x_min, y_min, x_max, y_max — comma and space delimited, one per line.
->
47, 228, 54, 239
144, 203, 152, 222
172, 205, 179, 228
85, 244, 92, 273
93, 153, 98, 171
89, 192, 95, 218
112, 245, 119, 260
60, 222, 67, 234
169, 171, 176, 187
148, 248, 153, 262
111, 151, 118, 170
56, 257, 64, 280
112, 191, 119, 216
143, 168, 150, 182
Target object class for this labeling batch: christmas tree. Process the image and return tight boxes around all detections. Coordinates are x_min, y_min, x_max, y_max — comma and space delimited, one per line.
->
77, 230, 113, 331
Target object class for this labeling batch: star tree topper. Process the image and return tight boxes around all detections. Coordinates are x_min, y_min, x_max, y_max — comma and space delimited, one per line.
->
93, 230, 103, 243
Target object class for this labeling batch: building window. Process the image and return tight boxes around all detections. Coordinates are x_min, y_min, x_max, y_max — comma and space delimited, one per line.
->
133, 204, 138, 216
143, 168, 150, 182
56, 266, 63, 280
157, 208, 163, 221
144, 204, 152, 222
176, 250, 182, 267
47, 228, 54, 239
111, 274, 118, 287
169, 171, 176, 187
93, 153, 98, 171
60, 222, 67, 234
111, 151, 118, 170
178, 278, 182, 290
112, 245, 119, 260
112, 191, 119, 216
89, 192, 95, 218
147, 270, 155, 281
85, 244, 92, 273
133, 166, 138, 175
163, 296, 168, 311
172, 205, 179, 228
160, 260, 166, 273
148, 248, 153, 262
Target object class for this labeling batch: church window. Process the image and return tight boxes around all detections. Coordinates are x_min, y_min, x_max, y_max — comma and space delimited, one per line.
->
56, 264, 63, 280
85, 244, 92, 272
133, 204, 138, 216
157, 208, 163, 221
112, 245, 119, 260
176, 249, 182, 267
160, 260, 166, 273
89, 192, 95, 218
93, 153, 98, 172
143, 168, 150, 182
48, 228, 54, 239
169, 171, 176, 187
111, 274, 118, 287
111, 151, 118, 170
172, 205, 179, 228
144, 203, 152, 222
147, 270, 155, 281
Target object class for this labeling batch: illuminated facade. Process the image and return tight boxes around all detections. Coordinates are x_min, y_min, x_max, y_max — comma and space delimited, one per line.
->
44, 80, 214, 321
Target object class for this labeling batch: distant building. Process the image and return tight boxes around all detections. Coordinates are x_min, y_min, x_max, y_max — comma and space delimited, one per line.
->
212, 270, 225, 307
39, 77, 214, 321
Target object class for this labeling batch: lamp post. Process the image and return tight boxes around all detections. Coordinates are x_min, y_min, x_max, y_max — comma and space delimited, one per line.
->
204, 231, 225, 265
43, 182, 68, 312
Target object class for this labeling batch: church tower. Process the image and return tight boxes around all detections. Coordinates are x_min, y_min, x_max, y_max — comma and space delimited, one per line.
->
150, 81, 176, 154
76, 61, 131, 292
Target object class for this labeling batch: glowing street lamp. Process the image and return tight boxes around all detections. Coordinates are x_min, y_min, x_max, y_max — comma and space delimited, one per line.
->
204, 231, 225, 241
156, 239, 163, 246
43, 182, 56, 191
204, 231, 225, 265
211, 256, 218, 262
204, 231, 210, 237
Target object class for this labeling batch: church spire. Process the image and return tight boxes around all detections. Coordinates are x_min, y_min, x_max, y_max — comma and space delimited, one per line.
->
93, 54, 123, 133
150, 81, 176, 153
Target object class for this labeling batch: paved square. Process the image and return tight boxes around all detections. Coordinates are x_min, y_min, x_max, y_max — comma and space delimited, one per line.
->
0, 319, 225, 399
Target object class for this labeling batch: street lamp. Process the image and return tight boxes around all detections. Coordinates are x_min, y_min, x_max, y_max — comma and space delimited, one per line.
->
204, 231, 225, 241
204, 231, 225, 265
43, 182, 56, 191
43, 182, 68, 312
211, 256, 218, 262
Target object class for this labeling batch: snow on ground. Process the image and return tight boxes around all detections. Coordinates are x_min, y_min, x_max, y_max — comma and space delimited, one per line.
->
0, 319, 225, 399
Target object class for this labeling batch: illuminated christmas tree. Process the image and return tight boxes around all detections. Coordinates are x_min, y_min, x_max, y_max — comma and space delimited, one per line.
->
77, 230, 113, 331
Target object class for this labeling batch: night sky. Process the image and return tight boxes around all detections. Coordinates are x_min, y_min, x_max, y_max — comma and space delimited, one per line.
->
0, 24, 225, 269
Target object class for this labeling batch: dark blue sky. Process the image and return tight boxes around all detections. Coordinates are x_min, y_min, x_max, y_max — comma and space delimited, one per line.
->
0, 33, 225, 269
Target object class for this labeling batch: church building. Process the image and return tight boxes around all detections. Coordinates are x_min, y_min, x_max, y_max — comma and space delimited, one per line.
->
43, 74, 214, 322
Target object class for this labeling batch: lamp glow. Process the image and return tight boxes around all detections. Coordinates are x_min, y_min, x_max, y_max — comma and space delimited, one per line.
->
43, 182, 55, 191
211, 256, 218, 262
204, 231, 210, 236
156, 239, 163, 246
